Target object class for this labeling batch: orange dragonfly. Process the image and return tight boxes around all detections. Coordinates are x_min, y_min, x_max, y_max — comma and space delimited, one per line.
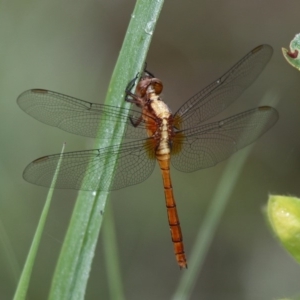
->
17, 45, 278, 268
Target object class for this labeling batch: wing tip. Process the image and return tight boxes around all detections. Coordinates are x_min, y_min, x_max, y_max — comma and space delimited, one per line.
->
251, 44, 273, 58
31, 89, 49, 94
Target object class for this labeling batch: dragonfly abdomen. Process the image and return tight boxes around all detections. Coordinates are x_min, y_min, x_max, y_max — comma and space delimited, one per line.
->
156, 156, 187, 269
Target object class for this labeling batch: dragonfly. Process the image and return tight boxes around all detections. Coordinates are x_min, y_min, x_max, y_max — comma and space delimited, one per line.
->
17, 44, 278, 268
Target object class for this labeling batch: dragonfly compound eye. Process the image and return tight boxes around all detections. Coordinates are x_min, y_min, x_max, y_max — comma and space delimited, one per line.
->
151, 78, 163, 95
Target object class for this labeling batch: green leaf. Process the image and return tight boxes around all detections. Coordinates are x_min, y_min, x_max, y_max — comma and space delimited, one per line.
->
268, 195, 300, 264
282, 33, 300, 70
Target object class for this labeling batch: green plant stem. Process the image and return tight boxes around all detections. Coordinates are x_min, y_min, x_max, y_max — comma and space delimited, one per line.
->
48, 1, 164, 299
13, 143, 65, 300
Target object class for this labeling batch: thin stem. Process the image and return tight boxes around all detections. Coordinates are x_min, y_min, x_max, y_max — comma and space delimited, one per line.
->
13, 143, 66, 300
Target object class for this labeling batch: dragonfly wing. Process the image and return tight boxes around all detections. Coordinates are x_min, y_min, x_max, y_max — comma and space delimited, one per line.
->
171, 107, 278, 172
17, 89, 148, 139
174, 45, 273, 129
23, 139, 156, 191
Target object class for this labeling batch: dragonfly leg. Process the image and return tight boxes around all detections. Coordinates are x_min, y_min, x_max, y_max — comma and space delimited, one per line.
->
125, 72, 140, 93
143, 62, 155, 78
125, 72, 144, 106
125, 91, 145, 107
125, 74, 147, 108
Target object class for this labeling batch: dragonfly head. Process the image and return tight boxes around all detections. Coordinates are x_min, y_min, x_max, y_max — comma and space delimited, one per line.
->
136, 76, 163, 97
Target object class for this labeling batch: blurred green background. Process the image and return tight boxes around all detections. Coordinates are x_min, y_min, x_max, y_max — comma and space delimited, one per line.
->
1, 1, 300, 299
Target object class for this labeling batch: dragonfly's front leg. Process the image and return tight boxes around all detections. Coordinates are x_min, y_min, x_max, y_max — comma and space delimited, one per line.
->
125, 91, 144, 106
125, 73, 140, 102
125, 73, 146, 108
125, 65, 154, 105
125, 72, 139, 94
124, 73, 144, 127
143, 63, 155, 78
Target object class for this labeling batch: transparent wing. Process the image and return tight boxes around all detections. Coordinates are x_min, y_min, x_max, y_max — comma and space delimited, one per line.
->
171, 107, 278, 172
17, 89, 150, 139
23, 139, 156, 191
174, 45, 273, 129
